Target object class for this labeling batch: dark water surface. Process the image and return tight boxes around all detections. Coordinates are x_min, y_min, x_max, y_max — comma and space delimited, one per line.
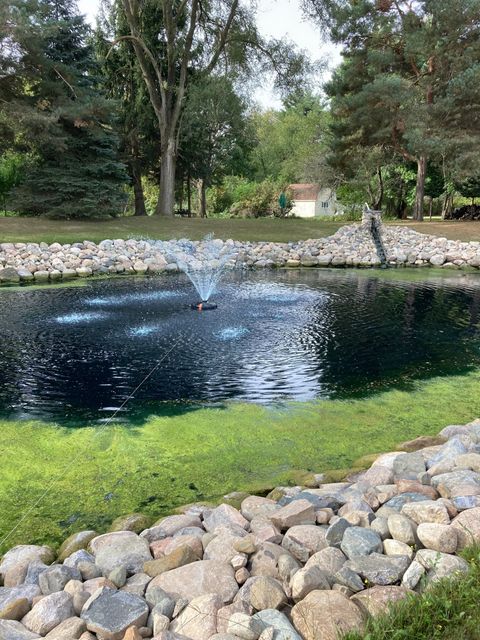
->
1, 269, 480, 425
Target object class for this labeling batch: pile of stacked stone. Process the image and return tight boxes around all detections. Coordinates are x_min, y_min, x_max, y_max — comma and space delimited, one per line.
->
1, 225, 480, 285
1, 419, 480, 640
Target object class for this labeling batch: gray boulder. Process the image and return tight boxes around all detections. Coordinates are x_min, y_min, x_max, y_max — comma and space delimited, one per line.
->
80, 587, 149, 640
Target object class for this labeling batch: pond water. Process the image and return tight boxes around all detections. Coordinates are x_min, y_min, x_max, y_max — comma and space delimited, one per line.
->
1, 269, 480, 425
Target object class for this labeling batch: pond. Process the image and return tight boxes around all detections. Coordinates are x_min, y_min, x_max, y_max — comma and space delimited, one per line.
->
1, 268, 480, 425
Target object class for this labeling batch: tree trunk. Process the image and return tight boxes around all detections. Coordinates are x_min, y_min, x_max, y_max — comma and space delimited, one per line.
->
131, 167, 147, 216
442, 192, 453, 219
187, 174, 192, 217
413, 156, 426, 221
429, 196, 433, 221
197, 179, 207, 218
155, 138, 176, 216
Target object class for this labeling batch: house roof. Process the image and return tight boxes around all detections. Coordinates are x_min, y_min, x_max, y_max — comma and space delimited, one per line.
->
288, 183, 320, 201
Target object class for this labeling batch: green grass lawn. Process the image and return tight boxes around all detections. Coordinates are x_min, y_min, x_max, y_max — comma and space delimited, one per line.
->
2, 369, 480, 554
1, 215, 480, 244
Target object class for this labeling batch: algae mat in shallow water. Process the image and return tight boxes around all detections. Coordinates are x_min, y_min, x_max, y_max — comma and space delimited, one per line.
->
2, 370, 480, 553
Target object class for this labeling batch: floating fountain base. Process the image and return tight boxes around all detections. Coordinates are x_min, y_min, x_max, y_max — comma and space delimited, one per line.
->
191, 301, 217, 311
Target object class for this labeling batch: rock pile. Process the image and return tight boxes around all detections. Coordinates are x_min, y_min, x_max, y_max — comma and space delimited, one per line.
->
1, 224, 480, 285
1, 419, 480, 640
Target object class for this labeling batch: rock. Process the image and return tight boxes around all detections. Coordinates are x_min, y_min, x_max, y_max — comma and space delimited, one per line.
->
165, 535, 203, 560
325, 518, 351, 548
382, 493, 430, 512
383, 539, 414, 560
148, 560, 238, 603
393, 453, 426, 481
151, 608, 170, 635
345, 554, 410, 586
249, 519, 282, 545
123, 627, 143, 640
57, 532, 97, 562
82, 577, 117, 595
109, 514, 151, 534
401, 560, 425, 590
144, 546, 198, 577
398, 436, 446, 452
216, 601, 252, 635
226, 613, 261, 640
73, 592, 90, 616
269, 500, 315, 530
416, 523, 457, 553
235, 569, 250, 585
141, 515, 202, 543
121, 573, 151, 598
241, 498, 278, 522
0, 588, 31, 621
0, 268, 20, 283
144, 586, 175, 617
370, 516, 390, 540
249, 543, 288, 579
431, 470, 480, 499
233, 537, 257, 555
109, 566, 127, 588
170, 594, 222, 640
204, 533, 243, 565
291, 590, 363, 640
204, 505, 249, 533
304, 547, 347, 585
428, 437, 469, 469
0, 546, 55, 581
253, 609, 301, 640
333, 567, 364, 593
80, 587, 149, 640
415, 549, 469, 583
44, 616, 86, 639
340, 527, 383, 559
351, 586, 413, 618
450, 507, 480, 549
0, 620, 40, 640
277, 555, 301, 584
401, 500, 450, 525
89, 531, 152, 575
290, 566, 330, 601
281, 526, 327, 562
63, 550, 95, 570
249, 577, 286, 611
22, 591, 74, 635
455, 453, 480, 473
39, 565, 80, 595
387, 513, 417, 545
395, 480, 438, 500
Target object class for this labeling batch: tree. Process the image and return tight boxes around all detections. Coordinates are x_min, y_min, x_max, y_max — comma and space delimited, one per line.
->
180, 76, 252, 217
457, 177, 480, 205
304, 0, 480, 220
0, 152, 27, 213
2, 0, 128, 217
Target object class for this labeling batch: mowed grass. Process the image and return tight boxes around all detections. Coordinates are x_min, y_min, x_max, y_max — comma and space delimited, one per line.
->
1, 215, 480, 244
0, 216, 344, 244
345, 546, 480, 640
2, 369, 480, 554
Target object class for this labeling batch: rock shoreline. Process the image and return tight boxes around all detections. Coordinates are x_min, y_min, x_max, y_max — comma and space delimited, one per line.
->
2, 224, 480, 285
1, 420, 480, 640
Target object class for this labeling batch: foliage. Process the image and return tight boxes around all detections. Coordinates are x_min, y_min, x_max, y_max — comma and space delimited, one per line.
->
228, 178, 286, 218
0, 152, 28, 213
456, 177, 480, 204
2, 0, 128, 218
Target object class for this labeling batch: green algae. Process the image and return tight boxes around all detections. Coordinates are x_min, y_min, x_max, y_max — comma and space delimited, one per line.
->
2, 369, 480, 553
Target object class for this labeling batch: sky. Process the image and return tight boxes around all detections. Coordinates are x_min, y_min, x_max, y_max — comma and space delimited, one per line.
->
77, 0, 341, 107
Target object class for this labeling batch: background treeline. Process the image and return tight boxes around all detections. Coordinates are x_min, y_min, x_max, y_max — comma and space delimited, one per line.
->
1, 0, 479, 221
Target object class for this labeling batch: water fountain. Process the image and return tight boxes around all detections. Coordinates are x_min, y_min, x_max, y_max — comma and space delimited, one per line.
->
165, 234, 238, 310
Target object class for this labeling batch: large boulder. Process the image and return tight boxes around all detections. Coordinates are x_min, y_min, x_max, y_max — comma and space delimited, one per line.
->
252, 609, 302, 640
241, 497, 279, 522
21, 591, 74, 636
291, 590, 363, 640
270, 500, 315, 530
249, 577, 286, 611
148, 560, 238, 603
351, 586, 413, 618
44, 616, 86, 639
170, 594, 222, 640
416, 523, 457, 553
89, 531, 152, 574
57, 532, 97, 562
340, 527, 383, 559
345, 554, 411, 586
81, 587, 149, 640
281, 526, 328, 562
450, 507, 480, 550
0, 546, 54, 581
204, 505, 249, 533
141, 515, 202, 543
0, 620, 40, 640
401, 500, 450, 525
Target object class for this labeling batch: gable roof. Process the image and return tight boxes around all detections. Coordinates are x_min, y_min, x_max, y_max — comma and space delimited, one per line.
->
288, 183, 320, 201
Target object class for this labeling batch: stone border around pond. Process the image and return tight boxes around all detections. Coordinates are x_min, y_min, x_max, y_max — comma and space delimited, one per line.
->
1, 419, 480, 640
2, 224, 480, 285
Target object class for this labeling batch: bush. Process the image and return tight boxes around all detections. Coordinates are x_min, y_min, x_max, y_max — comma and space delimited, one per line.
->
228, 178, 286, 218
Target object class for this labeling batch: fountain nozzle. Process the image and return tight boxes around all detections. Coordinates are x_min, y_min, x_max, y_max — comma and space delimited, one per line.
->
191, 301, 217, 311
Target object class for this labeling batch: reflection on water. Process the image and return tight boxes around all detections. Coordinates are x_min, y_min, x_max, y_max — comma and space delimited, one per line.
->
1, 269, 480, 425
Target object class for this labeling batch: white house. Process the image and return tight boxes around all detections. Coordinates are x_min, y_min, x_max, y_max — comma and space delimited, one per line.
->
288, 183, 340, 218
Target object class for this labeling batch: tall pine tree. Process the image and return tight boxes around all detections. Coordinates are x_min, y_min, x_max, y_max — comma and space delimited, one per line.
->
3, 0, 128, 218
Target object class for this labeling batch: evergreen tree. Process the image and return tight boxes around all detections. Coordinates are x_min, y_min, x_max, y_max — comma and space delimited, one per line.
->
3, 0, 128, 218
